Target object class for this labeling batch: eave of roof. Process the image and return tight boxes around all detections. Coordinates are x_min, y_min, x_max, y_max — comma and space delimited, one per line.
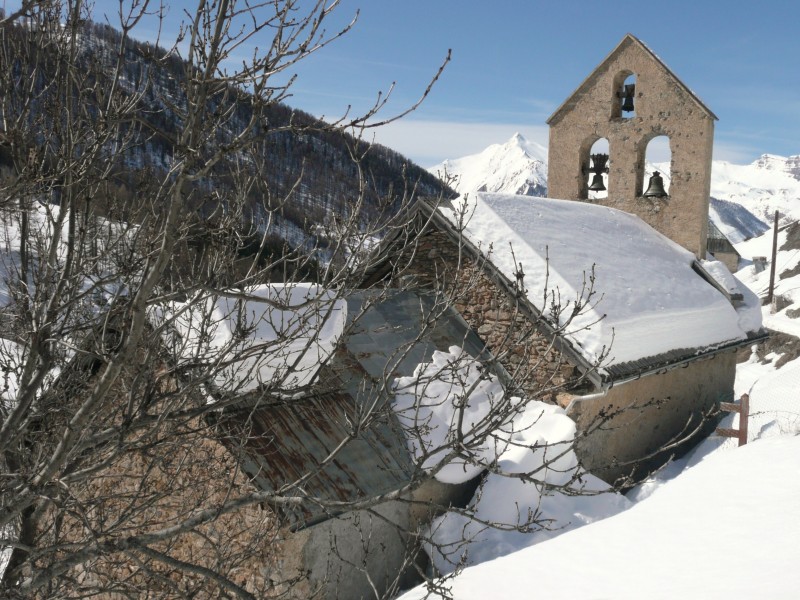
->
358, 198, 604, 389
602, 330, 767, 384
216, 289, 498, 529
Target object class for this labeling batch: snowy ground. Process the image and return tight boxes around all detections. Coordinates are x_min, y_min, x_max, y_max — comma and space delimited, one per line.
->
398, 351, 800, 599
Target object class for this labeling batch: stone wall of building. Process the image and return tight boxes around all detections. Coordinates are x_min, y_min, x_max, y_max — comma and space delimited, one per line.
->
33, 425, 285, 599
396, 228, 581, 401
547, 36, 715, 258
564, 349, 738, 485
25, 359, 286, 599
289, 477, 476, 600
710, 249, 740, 274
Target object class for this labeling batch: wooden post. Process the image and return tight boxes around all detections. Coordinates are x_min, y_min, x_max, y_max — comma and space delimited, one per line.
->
738, 393, 749, 447
716, 393, 749, 447
767, 211, 779, 306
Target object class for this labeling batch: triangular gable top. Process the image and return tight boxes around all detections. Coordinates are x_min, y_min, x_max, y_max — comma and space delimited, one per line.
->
546, 33, 718, 125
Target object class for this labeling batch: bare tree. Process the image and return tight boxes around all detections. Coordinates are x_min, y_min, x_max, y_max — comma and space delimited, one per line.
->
0, 2, 640, 600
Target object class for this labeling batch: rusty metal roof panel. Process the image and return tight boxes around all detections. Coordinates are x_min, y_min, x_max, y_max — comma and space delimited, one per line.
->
223, 390, 413, 528
220, 289, 491, 529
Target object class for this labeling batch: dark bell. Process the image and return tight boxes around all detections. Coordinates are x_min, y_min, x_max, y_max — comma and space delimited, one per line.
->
588, 173, 606, 192
621, 83, 635, 113
643, 171, 668, 198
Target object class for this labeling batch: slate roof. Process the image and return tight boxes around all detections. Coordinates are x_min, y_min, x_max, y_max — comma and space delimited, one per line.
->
707, 219, 741, 258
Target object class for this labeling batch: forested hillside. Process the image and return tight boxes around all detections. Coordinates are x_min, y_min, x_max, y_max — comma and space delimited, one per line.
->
0, 16, 450, 246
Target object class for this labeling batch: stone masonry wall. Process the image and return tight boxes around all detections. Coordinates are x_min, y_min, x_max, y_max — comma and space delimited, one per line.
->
397, 228, 580, 401
28, 359, 286, 599
565, 349, 737, 485
548, 37, 714, 258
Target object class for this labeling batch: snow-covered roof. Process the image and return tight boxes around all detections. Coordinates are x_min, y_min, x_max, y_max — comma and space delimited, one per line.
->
153, 283, 347, 394
440, 193, 757, 373
219, 289, 495, 528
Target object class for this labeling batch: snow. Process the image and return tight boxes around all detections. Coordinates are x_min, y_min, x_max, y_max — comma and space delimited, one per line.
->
441, 193, 751, 368
400, 435, 800, 600
0, 338, 26, 409
391, 346, 631, 573
700, 257, 740, 296
429, 133, 548, 197
423, 399, 629, 573
709, 154, 800, 226
392, 346, 521, 485
398, 345, 800, 600
708, 197, 770, 244
153, 283, 346, 394
732, 275, 764, 336
699, 257, 763, 334
735, 223, 800, 336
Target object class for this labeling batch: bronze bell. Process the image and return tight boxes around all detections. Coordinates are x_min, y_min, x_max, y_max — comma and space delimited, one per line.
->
587, 153, 609, 192
643, 171, 668, 198
621, 83, 635, 112
588, 172, 606, 192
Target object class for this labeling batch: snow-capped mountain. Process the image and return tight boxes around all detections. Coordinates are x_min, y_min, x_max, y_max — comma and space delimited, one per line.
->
709, 155, 800, 226
708, 197, 771, 245
431, 136, 800, 247
429, 133, 547, 197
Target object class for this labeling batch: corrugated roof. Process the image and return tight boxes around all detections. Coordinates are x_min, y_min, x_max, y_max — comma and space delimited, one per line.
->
218, 289, 493, 529
707, 219, 740, 256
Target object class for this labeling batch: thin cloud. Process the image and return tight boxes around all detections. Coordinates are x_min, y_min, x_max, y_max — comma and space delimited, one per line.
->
370, 119, 550, 167
367, 119, 771, 169
712, 140, 768, 164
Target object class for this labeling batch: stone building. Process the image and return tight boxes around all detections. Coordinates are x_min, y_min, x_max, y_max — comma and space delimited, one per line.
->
547, 34, 716, 259
365, 194, 763, 484
20, 287, 485, 600
707, 219, 742, 273
213, 289, 486, 600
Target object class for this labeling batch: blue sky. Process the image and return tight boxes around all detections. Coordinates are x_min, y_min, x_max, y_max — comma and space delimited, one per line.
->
9, 1, 800, 166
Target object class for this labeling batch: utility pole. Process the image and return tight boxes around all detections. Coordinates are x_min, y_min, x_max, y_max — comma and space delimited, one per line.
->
767, 210, 779, 307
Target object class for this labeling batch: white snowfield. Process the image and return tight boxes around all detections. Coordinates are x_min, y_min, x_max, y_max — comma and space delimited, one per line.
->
399, 434, 800, 600
442, 193, 755, 368
710, 154, 800, 224
429, 133, 548, 196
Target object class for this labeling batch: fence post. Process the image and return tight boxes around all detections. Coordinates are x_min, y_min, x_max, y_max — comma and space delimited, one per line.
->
716, 393, 749, 447
738, 393, 749, 446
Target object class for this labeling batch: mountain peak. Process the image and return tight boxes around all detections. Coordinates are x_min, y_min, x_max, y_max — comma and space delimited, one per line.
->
428, 136, 548, 197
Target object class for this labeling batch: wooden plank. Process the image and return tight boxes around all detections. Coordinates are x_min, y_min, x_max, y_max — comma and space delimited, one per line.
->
716, 428, 739, 438
719, 402, 741, 413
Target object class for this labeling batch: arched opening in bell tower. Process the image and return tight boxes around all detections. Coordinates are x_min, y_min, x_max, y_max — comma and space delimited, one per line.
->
586, 138, 609, 201
639, 135, 672, 198
612, 71, 637, 119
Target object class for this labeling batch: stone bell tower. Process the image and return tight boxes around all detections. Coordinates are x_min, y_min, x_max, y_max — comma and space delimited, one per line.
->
546, 34, 717, 259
